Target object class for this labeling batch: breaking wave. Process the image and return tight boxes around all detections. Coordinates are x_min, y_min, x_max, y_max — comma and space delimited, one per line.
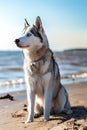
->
0, 72, 87, 87
0, 50, 87, 94
61, 72, 87, 85
61, 72, 87, 79
0, 78, 25, 86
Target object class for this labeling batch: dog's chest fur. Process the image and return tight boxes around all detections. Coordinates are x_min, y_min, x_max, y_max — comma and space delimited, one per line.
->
23, 50, 47, 96
24, 49, 60, 99
24, 49, 54, 76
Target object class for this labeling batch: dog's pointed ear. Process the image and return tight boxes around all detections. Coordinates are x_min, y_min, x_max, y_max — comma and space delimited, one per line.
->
35, 16, 42, 30
24, 18, 30, 28
23, 18, 30, 34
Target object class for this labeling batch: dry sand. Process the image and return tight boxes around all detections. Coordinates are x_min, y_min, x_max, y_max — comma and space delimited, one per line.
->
0, 82, 87, 130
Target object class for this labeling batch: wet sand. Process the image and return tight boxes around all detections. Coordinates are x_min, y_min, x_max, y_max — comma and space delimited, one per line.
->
0, 82, 87, 130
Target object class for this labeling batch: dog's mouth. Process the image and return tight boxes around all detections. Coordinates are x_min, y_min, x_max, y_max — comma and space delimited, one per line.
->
15, 39, 30, 48
16, 44, 30, 48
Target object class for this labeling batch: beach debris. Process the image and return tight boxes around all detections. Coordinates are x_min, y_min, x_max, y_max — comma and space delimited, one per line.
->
23, 104, 27, 107
0, 94, 14, 101
23, 104, 27, 111
11, 110, 27, 118
11, 105, 28, 118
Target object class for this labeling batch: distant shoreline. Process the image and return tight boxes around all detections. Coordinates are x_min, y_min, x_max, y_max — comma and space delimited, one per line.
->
64, 48, 87, 52
0, 48, 87, 52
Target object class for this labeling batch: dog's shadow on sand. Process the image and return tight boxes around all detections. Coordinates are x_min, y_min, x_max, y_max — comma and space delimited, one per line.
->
12, 105, 87, 125
51, 106, 87, 123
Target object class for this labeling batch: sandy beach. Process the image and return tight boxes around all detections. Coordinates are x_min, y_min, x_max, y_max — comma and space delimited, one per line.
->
0, 82, 87, 130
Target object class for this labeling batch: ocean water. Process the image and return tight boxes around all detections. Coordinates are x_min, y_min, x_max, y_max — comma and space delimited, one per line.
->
0, 50, 87, 94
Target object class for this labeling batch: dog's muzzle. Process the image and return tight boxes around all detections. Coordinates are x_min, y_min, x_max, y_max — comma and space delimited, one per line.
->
15, 39, 20, 44
14, 39, 21, 47
14, 39, 29, 48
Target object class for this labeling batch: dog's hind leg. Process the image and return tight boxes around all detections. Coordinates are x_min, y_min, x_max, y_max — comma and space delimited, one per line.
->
34, 103, 43, 118
63, 99, 72, 114
56, 85, 68, 113
57, 84, 72, 114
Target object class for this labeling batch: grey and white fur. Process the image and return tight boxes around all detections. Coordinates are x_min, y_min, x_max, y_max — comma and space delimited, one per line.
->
15, 16, 72, 123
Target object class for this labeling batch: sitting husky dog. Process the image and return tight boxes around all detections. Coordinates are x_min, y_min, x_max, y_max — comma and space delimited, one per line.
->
15, 16, 72, 123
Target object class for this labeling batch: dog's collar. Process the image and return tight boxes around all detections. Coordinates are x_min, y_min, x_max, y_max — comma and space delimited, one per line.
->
32, 55, 45, 63
31, 48, 53, 63
24, 48, 53, 64
32, 48, 49, 63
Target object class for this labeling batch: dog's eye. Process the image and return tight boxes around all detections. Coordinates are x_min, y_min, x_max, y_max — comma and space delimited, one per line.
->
26, 33, 32, 37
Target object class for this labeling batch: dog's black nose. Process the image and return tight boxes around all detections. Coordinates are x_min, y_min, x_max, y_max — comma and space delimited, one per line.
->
15, 39, 20, 44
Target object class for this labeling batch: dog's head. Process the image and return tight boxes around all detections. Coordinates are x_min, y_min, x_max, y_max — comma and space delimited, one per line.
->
15, 16, 49, 53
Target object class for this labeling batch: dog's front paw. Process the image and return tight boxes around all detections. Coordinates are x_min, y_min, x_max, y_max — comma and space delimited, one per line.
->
25, 118, 33, 124
44, 119, 49, 122
44, 117, 50, 122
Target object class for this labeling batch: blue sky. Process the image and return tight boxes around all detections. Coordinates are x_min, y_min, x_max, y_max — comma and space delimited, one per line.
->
0, 0, 87, 51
